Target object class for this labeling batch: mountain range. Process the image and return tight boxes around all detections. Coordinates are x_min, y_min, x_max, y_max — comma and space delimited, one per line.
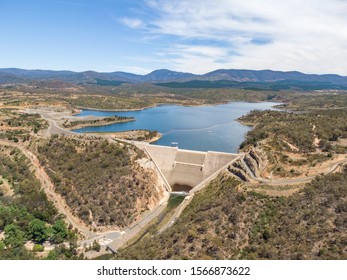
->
1, 68, 347, 90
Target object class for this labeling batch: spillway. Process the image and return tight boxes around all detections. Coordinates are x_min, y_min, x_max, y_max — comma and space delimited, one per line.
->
144, 145, 238, 191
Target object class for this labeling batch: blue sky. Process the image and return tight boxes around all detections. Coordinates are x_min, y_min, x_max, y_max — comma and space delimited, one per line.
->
2, 0, 347, 75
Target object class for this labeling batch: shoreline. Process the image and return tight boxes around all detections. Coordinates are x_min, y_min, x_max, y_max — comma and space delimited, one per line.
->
74, 105, 157, 112
83, 130, 162, 143
148, 133, 162, 143
74, 101, 230, 113
236, 118, 256, 127
64, 118, 135, 131
75, 100, 279, 113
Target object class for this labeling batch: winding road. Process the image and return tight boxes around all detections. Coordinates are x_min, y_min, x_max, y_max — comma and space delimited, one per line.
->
3, 108, 346, 255
0, 140, 93, 237
0, 139, 171, 252
240, 155, 347, 186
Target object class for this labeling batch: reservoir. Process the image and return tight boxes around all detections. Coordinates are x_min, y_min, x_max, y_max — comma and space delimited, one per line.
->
73, 102, 278, 153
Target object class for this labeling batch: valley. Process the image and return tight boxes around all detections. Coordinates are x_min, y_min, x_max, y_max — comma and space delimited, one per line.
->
0, 71, 347, 260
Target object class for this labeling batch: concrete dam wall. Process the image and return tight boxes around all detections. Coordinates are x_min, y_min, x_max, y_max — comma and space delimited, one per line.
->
145, 145, 238, 191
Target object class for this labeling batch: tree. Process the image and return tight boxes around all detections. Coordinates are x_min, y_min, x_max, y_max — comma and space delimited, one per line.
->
92, 240, 101, 252
4, 224, 26, 248
46, 249, 58, 260
28, 219, 48, 243
32, 244, 44, 252
51, 219, 68, 244
0, 241, 5, 251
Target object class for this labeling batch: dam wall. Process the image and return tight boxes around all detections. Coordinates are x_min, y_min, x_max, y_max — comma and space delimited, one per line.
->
144, 145, 238, 189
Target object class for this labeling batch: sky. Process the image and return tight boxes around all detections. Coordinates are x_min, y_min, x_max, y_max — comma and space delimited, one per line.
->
2, 0, 347, 75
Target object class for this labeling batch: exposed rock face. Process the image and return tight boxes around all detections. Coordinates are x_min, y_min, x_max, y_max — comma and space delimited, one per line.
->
249, 149, 260, 167
227, 165, 248, 182
227, 148, 266, 182
244, 154, 257, 177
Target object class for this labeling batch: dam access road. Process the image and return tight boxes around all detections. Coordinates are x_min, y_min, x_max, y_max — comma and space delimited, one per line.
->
18, 107, 347, 257
19, 108, 242, 255
104, 142, 240, 253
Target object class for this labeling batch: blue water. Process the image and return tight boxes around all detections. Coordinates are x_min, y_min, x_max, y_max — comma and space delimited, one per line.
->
73, 102, 278, 153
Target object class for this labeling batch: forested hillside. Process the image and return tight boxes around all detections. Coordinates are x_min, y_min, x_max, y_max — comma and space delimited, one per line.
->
117, 166, 347, 259
37, 136, 163, 229
239, 109, 347, 153
117, 104, 347, 260
0, 147, 78, 259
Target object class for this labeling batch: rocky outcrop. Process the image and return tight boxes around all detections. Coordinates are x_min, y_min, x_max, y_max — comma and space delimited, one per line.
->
249, 149, 260, 167
227, 165, 248, 182
243, 154, 257, 177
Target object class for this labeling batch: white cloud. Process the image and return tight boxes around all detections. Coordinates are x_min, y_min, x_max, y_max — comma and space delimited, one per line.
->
135, 0, 347, 75
161, 45, 233, 74
120, 17, 143, 28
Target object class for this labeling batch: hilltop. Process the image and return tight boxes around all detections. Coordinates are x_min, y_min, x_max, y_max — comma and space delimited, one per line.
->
2, 68, 347, 90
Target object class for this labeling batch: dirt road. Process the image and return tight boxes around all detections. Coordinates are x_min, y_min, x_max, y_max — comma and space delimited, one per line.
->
0, 140, 94, 237
240, 156, 347, 186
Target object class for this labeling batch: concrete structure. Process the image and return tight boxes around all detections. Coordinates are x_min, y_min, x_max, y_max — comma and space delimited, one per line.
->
104, 144, 240, 253
144, 145, 238, 190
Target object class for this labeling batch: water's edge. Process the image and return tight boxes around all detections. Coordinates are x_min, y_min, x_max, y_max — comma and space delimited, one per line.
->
73, 102, 279, 153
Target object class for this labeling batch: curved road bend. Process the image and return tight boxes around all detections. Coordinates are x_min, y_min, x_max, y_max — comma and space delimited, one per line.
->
23, 108, 77, 137
11, 111, 347, 247
0, 140, 93, 237
158, 156, 347, 234
10, 111, 173, 249
240, 156, 347, 186
0, 140, 171, 251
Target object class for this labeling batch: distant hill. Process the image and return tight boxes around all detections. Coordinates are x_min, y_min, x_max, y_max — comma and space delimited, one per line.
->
1, 67, 347, 90
203, 69, 347, 84
142, 69, 196, 82
155, 79, 347, 90
0, 72, 25, 84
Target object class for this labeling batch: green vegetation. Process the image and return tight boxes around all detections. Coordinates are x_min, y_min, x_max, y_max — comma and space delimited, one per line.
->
3, 81, 347, 112
117, 166, 347, 259
0, 110, 48, 142
239, 109, 347, 153
68, 95, 153, 110
136, 130, 159, 142
277, 93, 347, 110
1, 84, 347, 260
92, 79, 127, 86
37, 136, 162, 228
62, 115, 134, 129
156, 80, 347, 91
0, 147, 78, 259
117, 130, 160, 142
85, 240, 101, 252
122, 194, 185, 249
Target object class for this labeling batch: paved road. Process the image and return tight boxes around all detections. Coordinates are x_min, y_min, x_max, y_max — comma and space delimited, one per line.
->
158, 155, 347, 234
8, 109, 347, 253
2, 109, 173, 253
0, 139, 172, 253
77, 196, 170, 252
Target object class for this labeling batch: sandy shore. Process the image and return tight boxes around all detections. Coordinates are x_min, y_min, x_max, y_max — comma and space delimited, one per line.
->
64, 118, 135, 130
75, 105, 155, 112
85, 130, 162, 143
74, 100, 210, 112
